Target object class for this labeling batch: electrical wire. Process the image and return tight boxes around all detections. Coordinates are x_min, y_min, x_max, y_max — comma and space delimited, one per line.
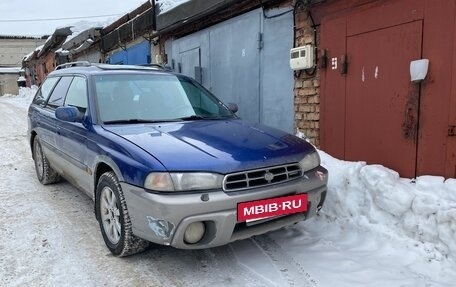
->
0, 14, 122, 23
263, 8, 294, 18
293, 0, 305, 78
293, 0, 318, 77
304, 8, 317, 76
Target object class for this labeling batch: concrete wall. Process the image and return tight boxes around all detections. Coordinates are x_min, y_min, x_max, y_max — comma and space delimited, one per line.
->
0, 38, 45, 67
0, 74, 19, 95
71, 44, 103, 63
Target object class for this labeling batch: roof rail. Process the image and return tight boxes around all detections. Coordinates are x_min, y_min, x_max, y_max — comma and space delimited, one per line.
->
55, 61, 92, 70
139, 63, 166, 70
95, 64, 171, 71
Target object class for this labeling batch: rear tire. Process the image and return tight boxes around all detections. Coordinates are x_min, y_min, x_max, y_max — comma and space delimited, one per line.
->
33, 138, 60, 185
95, 171, 149, 257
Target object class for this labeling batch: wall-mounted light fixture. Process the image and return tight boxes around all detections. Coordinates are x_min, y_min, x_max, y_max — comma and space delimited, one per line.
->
410, 59, 429, 82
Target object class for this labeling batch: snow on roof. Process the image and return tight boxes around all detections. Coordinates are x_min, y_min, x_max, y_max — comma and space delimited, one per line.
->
22, 44, 44, 62
38, 27, 72, 57
22, 50, 34, 61
0, 67, 22, 73
153, 0, 191, 14
35, 44, 44, 52
62, 20, 106, 48
55, 48, 70, 55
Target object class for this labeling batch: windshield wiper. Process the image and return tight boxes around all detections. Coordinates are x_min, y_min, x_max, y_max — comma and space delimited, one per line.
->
178, 115, 207, 121
178, 115, 234, 121
103, 119, 179, 124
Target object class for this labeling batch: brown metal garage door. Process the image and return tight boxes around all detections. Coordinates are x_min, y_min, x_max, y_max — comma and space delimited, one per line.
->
345, 21, 423, 177
319, 0, 456, 178
319, 0, 425, 178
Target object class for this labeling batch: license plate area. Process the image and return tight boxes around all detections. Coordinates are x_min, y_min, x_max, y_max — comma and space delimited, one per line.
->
245, 215, 286, 226
237, 194, 308, 223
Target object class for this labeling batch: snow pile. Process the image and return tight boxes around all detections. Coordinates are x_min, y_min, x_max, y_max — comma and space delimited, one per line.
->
2, 86, 37, 108
318, 150, 456, 259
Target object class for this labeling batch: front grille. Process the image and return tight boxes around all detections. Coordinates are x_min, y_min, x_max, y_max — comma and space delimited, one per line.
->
223, 163, 302, 191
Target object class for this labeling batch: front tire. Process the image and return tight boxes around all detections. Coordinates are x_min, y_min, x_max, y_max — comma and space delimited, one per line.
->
33, 138, 60, 184
95, 171, 149, 257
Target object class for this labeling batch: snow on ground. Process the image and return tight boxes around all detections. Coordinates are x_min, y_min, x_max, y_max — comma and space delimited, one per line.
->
269, 149, 456, 286
1, 90, 456, 286
317, 151, 456, 259
2, 86, 38, 109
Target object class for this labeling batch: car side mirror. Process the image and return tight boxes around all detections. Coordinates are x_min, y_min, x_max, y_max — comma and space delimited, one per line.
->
227, 103, 238, 113
55, 106, 84, 123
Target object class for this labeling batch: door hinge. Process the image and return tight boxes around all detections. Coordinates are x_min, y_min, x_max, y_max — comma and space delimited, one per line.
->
341, 54, 348, 75
257, 32, 264, 50
449, 126, 456, 136
320, 49, 327, 69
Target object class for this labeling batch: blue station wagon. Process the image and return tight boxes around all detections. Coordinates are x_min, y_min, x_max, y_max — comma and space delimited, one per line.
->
27, 62, 328, 256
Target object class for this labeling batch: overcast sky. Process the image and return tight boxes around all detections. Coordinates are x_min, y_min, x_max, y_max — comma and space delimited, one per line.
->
0, 0, 146, 36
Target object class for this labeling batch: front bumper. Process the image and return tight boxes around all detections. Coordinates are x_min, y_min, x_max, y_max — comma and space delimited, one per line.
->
121, 166, 328, 249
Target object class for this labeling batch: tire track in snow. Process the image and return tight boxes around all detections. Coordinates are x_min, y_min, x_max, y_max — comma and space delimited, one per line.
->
229, 233, 316, 287
251, 235, 318, 287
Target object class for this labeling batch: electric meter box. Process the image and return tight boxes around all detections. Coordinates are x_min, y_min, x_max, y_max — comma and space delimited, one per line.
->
290, 45, 314, 70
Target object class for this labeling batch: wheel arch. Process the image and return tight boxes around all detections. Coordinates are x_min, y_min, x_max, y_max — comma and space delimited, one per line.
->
30, 131, 37, 159
93, 159, 123, 220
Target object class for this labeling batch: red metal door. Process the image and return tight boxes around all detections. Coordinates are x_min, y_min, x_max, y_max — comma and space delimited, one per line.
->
345, 21, 423, 177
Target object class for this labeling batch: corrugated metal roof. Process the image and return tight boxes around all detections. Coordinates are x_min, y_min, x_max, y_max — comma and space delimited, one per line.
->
62, 27, 102, 51
102, 1, 152, 35
155, 0, 276, 33
37, 27, 73, 57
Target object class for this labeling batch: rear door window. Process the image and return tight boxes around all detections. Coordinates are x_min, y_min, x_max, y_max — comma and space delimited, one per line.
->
32, 77, 60, 107
46, 77, 74, 109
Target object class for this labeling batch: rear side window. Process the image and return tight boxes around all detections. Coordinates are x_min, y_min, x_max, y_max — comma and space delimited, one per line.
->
32, 77, 59, 107
46, 77, 73, 109
65, 77, 88, 112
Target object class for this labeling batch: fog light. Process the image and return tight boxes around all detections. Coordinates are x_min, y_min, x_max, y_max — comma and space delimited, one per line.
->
184, 222, 205, 244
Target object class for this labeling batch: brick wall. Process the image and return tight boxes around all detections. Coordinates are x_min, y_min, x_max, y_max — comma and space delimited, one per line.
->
293, 6, 320, 146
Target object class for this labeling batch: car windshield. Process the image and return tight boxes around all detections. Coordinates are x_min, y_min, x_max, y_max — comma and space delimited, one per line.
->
93, 73, 235, 123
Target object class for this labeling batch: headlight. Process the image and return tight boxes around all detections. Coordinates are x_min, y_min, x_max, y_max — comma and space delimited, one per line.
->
144, 172, 223, 192
144, 173, 174, 191
299, 151, 320, 172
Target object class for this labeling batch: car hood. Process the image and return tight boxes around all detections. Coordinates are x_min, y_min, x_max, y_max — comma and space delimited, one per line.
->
102, 120, 315, 174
